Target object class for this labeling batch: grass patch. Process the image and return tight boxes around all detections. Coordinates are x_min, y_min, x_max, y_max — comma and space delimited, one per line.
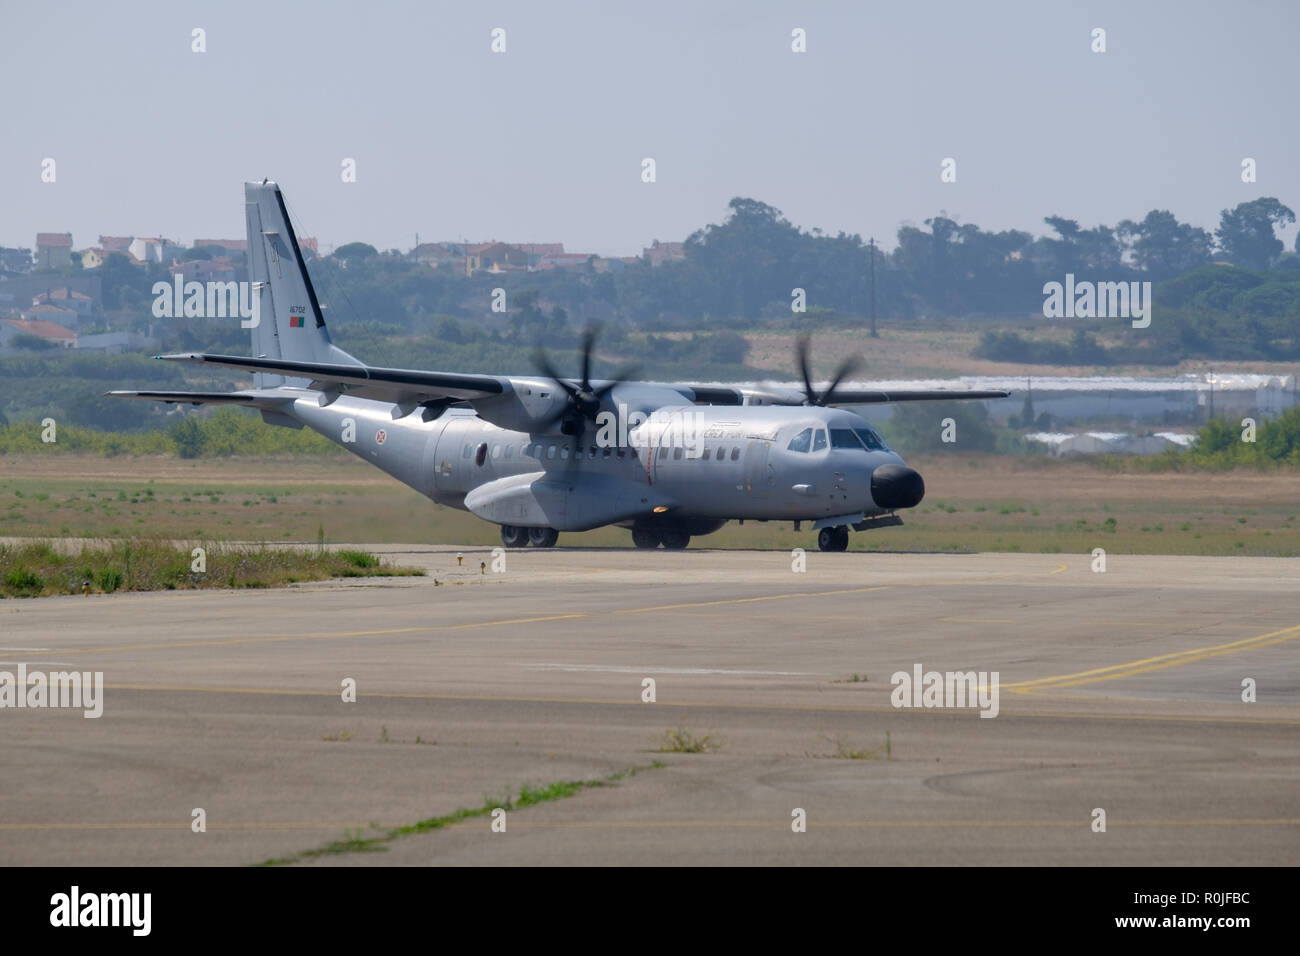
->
254, 762, 664, 866
655, 727, 721, 754
0, 538, 422, 598
820, 731, 892, 761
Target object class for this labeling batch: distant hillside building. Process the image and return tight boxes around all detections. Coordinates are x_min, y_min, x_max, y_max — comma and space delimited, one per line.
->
129, 237, 187, 264
99, 236, 133, 254
515, 243, 565, 267
642, 239, 685, 266
0, 317, 77, 349
193, 238, 248, 255
411, 242, 461, 268
466, 242, 528, 275
177, 257, 238, 282
0, 248, 33, 273
534, 253, 594, 271
33, 287, 96, 318
35, 233, 73, 269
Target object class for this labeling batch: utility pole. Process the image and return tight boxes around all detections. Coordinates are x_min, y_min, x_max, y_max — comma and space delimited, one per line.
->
868, 237, 878, 338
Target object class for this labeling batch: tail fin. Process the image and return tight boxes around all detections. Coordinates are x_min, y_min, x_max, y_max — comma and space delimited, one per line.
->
244, 181, 359, 387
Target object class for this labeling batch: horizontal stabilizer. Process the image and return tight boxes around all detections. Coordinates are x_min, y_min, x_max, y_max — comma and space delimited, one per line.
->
105, 389, 297, 409
156, 353, 504, 404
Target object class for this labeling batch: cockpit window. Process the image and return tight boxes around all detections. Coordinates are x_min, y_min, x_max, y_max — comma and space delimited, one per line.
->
811, 429, 827, 451
787, 427, 813, 453
830, 428, 864, 450
853, 426, 888, 451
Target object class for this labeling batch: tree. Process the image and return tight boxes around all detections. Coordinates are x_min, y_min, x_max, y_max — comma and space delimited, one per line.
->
1116, 210, 1213, 277
333, 242, 379, 266
1216, 198, 1296, 270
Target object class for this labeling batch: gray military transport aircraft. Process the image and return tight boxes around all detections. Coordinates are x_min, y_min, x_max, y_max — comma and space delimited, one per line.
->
110, 182, 1008, 551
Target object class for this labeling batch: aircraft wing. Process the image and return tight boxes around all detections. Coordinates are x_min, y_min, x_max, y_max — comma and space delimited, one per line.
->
672, 384, 1011, 406
820, 388, 1011, 405
155, 353, 506, 404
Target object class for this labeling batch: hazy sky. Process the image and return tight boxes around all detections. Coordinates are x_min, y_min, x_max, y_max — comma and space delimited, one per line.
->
3, 0, 1297, 255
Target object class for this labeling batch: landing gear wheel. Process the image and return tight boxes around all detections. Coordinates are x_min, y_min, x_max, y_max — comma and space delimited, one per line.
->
632, 528, 662, 549
500, 524, 528, 548
527, 527, 559, 548
661, 530, 690, 550
818, 525, 850, 552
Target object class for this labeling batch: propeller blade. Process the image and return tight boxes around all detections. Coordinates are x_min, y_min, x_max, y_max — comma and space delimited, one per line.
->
533, 350, 580, 400
795, 335, 816, 405
592, 364, 641, 398
579, 327, 597, 391
818, 354, 864, 405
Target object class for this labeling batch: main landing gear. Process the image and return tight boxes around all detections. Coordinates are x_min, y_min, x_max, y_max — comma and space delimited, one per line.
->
500, 525, 558, 548
817, 525, 850, 552
631, 527, 690, 549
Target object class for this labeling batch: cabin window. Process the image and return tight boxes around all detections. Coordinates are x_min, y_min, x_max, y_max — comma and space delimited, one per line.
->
730, 447, 740, 461
812, 429, 828, 452
560, 447, 569, 460
715, 447, 725, 461
657, 447, 668, 460
504, 445, 515, 459
616, 448, 626, 458
463, 444, 473, 458
474, 442, 488, 467
602, 447, 612, 458
547, 445, 557, 459
787, 428, 813, 453
491, 444, 501, 459
673, 447, 683, 460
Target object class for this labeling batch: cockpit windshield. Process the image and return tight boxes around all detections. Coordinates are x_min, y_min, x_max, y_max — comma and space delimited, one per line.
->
853, 426, 889, 451
789, 425, 887, 453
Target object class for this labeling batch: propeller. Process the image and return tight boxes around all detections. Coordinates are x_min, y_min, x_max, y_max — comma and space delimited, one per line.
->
795, 335, 863, 406
534, 327, 639, 436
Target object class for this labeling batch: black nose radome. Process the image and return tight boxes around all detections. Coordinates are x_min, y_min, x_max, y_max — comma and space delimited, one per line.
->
871, 464, 925, 509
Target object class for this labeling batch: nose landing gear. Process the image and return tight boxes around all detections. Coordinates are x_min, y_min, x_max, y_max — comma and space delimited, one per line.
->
817, 525, 850, 552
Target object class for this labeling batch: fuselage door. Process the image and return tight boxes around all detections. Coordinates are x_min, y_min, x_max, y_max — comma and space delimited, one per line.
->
743, 439, 772, 497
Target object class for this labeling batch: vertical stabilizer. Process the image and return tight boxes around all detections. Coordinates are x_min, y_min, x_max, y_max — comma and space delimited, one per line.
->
244, 181, 359, 386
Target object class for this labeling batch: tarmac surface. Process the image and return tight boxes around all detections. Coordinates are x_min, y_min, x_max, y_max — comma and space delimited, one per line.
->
1, 546, 1297, 866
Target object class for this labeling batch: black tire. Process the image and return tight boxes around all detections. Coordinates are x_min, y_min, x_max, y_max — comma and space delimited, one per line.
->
818, 526, 849, 552
631, 528, 662, 549
661, 530, 690, 550
833, 525, 850, 551
500, 524, 528, 548
527, 527, 559, 548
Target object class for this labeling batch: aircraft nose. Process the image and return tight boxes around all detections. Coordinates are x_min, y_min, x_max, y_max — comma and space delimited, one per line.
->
871, 464, 925, 510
